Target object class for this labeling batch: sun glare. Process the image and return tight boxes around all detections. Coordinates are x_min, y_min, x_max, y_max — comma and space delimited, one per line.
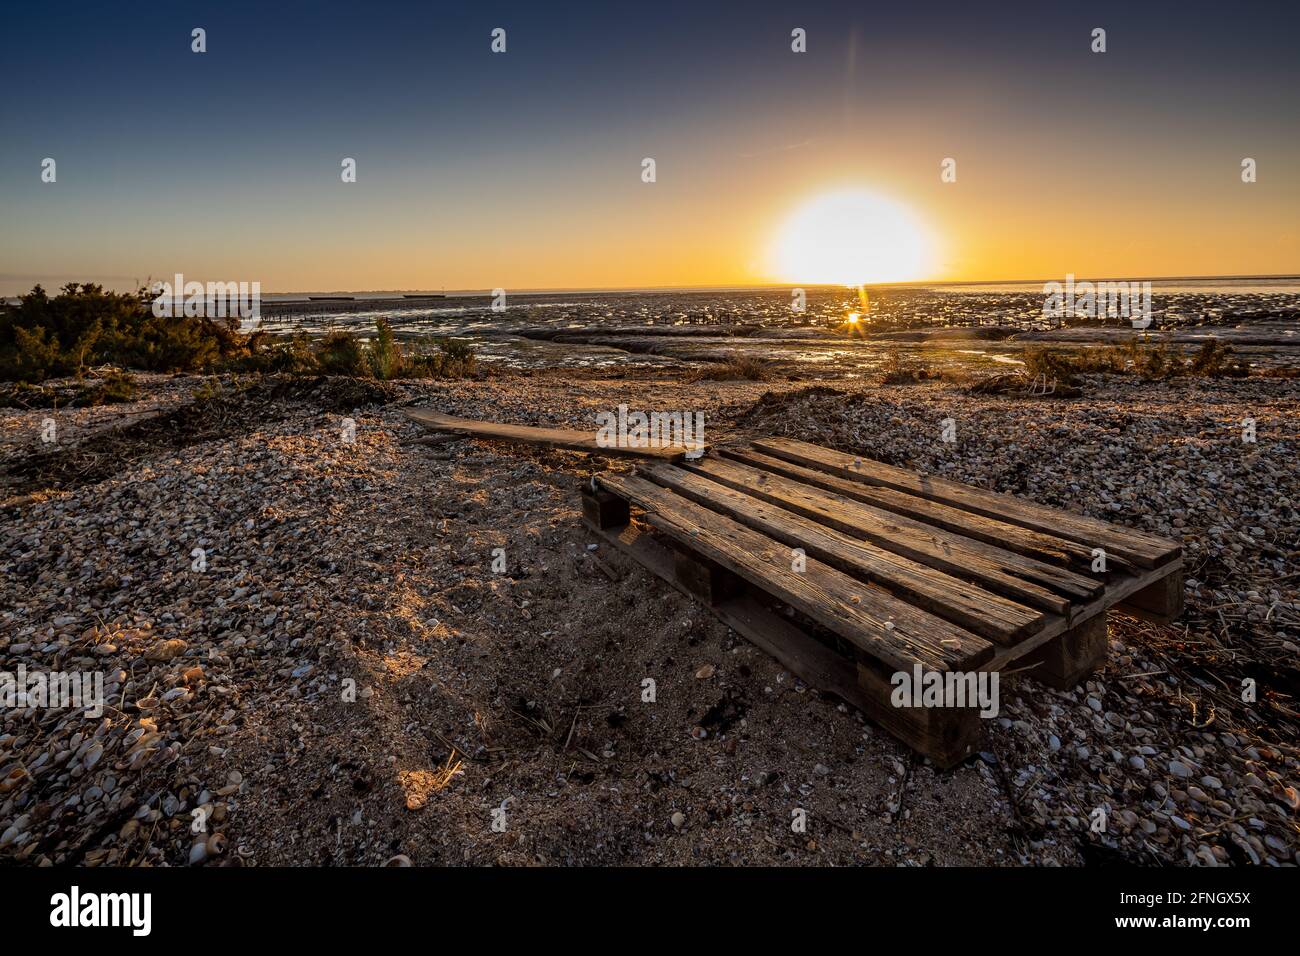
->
771, 189, 933, 286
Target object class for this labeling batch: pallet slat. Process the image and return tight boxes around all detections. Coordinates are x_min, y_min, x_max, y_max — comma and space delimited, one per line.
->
637, 462, 1044, 645
703, 451, 1095, 613
737, 461, 1120, 573
596, 473, 994, 673
752, 437, 1181, 569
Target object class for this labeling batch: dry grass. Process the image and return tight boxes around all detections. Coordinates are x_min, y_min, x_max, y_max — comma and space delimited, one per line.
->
688, 354, 771, 382
399, 754, 464, 811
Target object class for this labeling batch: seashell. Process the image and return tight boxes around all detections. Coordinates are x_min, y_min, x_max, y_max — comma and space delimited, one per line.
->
205, 832, 227, 856
145, 639, 188, 662
188, 841, 208, 865
82, 742, 104, 770
384, 854, 413, 867
0, 766, 27, 793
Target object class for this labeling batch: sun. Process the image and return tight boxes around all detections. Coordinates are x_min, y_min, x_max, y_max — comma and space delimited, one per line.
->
770, 189, 934, 286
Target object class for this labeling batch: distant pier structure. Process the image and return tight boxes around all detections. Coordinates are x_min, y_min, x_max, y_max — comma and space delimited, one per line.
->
258, 292, 447, 324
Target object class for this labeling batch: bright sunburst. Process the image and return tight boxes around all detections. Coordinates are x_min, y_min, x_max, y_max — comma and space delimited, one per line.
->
771, 189, 933, 286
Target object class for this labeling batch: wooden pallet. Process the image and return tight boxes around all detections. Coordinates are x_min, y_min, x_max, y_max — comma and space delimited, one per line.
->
581, 437, 1183, 767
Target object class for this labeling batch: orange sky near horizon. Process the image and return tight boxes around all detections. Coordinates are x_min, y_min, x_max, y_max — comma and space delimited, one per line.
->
9, 136, 1298, 295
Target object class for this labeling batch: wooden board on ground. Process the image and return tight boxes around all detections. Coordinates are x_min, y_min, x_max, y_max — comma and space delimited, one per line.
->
404, 409, 702, 460
580, 436, 1184, 766
750, 437, 1181, 569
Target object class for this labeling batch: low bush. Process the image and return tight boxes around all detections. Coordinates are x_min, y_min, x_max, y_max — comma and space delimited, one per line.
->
880, 351, 940, 385
316, 330, 368, 376
367, 319, 403, 380
87, 369, 139, 404
1020, 338, 1249, 384
0, 283, 246, 382
0, 286, 478, 383
688, 354, 771, 382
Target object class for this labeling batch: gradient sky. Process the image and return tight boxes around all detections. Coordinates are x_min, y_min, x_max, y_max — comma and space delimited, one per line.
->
2, 0, 1298, 294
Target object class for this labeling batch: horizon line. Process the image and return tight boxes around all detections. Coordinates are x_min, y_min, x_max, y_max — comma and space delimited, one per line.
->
5, 272, 1300, 302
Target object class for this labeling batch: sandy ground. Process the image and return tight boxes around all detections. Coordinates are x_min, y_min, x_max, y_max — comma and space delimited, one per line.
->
1, 368, 1297, 867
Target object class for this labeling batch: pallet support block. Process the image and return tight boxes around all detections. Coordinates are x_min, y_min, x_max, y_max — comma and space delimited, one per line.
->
581, 486, 630, 530
856, 661, 984, 768
1023, 613, 1108, 690
672, 548, 744, 605
1117, 566, 1184, 625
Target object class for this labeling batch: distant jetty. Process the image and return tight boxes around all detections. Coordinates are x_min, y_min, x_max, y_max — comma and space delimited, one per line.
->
259, 292, 447, 320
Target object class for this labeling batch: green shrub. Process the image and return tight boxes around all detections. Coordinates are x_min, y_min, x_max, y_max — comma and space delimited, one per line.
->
191, 377, 224, 402
434, 336, 475, 377
238, 334, 319, 375
128, 315, 224, 371
367, 319, 403, 380
7, 325, 62, 382
316, 330, 367, 376
0, 283, 245, 382
88, 369, 138, 404
0, 285, 483, 384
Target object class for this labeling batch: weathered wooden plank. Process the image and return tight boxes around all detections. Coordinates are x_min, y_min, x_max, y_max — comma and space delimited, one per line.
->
596, 473, 993, 673
637, 462, 1044, 645
752, 437, 1180, 569
745, 464, 1119, 574
703, 451, 1098, 613
404, 409, 700, 460
583, 518, 983, 767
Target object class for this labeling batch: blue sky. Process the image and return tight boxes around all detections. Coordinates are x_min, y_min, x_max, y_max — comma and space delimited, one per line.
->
2, 0, 1297, 292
